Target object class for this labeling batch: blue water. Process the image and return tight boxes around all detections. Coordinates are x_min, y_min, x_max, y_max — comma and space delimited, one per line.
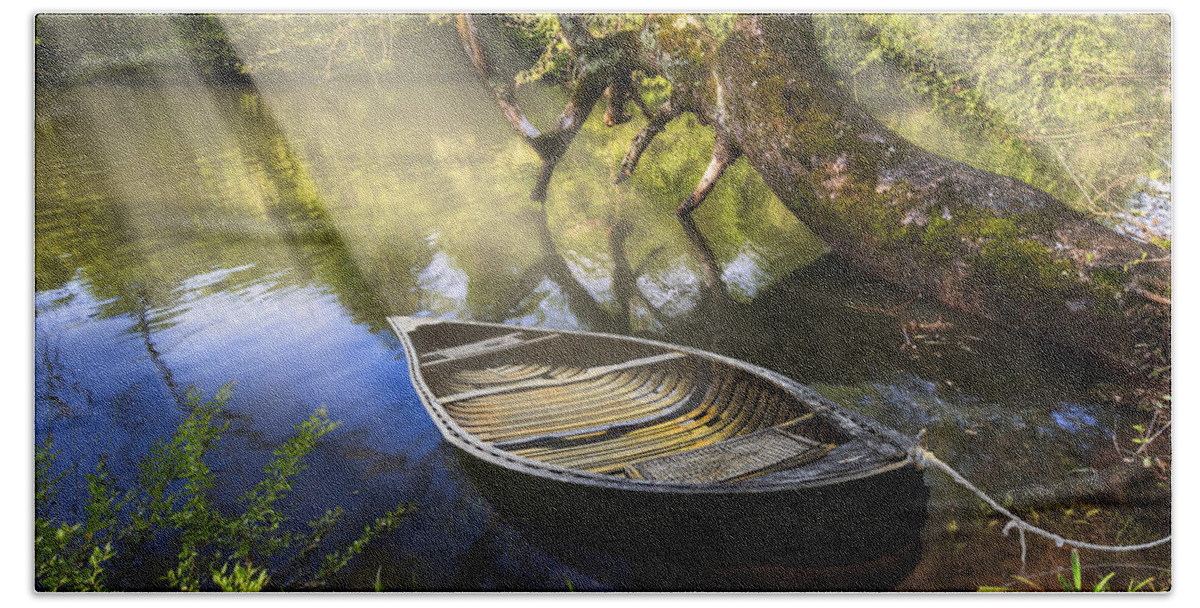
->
34, 270, 591, 589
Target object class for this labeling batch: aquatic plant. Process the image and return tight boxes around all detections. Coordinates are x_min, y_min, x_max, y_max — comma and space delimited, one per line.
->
34, 385, 412, 592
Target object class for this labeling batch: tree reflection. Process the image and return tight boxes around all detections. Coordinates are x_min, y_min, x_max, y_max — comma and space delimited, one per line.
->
35, 15, 838, 352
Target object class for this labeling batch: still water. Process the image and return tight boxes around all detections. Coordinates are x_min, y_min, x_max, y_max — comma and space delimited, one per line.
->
34, 27, 1169, 590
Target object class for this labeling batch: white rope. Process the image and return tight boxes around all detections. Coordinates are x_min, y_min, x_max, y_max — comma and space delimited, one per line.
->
908, 444, 1171, 562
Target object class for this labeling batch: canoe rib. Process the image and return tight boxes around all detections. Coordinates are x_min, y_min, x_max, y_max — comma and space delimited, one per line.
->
492, 364, 711, 450
438, 352, 686, 404
450, 370, 678, 441
509, 364, 800, 474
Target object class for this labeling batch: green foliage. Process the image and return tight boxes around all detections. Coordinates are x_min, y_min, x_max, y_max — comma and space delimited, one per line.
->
36, 14, 437, 86
34, 521, 116, 592
1056, 549, 1084, 591
311, 503, 412, 586
35, 443, 119, 591
38, 14, 1166, 325
697, 15, 737, 43
170, 15, 253, 85
817, 14, 1171, 221
34, 385, 412, 592
1127, 577, 1160, 592
211, 562, 270, 592
37, 12, 1172, 226
227, 405, 340, 563
502, 14, 646, 89
502, 15, 571, 87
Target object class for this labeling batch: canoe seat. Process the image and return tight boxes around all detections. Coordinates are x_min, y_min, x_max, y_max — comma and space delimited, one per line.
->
421, 332, 561, 367
623, 424, 834, 483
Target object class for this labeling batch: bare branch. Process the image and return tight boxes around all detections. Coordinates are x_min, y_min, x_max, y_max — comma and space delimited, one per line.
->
1133, 287, 1172, 307
456, 15, 542, 141
603, 72, 635, 126
458, 14, 649, 202
616, 102, 678, 183
677, 130, 742, 216
677, 214, 737, 312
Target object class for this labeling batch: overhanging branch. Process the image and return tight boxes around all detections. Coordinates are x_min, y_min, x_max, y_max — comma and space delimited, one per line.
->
457, 13, 622, 202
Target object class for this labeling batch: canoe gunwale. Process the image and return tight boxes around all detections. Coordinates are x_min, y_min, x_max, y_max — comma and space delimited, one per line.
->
389, 316, 917, 495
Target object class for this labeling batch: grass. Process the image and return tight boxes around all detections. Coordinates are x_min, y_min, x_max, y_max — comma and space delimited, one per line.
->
35, 384, 412, 592
978, 549, 1164, 592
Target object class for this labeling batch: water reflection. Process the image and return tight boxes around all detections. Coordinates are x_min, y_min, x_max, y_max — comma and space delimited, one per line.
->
415, 237, 472, 319
503, 278, 582, 330
34, 14, 1169, 590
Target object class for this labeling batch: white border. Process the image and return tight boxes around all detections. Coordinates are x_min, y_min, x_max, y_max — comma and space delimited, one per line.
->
7, 2, 1190, 606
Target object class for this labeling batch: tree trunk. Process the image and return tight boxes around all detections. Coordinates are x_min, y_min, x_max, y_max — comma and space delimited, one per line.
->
682, 15, 1169, 371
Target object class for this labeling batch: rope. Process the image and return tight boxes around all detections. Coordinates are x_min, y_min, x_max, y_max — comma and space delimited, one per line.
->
907, 442, 1171, 562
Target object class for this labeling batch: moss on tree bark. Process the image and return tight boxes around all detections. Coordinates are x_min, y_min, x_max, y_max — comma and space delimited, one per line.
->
705, 16, 1168, 371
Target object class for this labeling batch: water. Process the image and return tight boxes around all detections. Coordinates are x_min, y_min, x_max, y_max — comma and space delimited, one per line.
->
34, 18, 1169, 591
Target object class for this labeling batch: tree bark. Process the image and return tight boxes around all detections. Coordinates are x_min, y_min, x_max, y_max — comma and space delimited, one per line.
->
700, 15, 1168, 371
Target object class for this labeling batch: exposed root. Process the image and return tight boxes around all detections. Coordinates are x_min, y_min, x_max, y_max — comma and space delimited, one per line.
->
1132, 287, 1171, 307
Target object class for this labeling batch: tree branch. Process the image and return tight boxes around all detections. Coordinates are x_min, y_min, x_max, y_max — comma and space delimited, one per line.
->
616, 101, 678, 183
677, 214, 737, 312
455, 15, 542, 141
556, 14, 595, 51
458, 13, 626, 202
677, 129, 741, 216
603, 71, 636, 126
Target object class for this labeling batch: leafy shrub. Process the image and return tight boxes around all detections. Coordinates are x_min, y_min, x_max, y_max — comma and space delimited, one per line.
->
35, 385, 411, 592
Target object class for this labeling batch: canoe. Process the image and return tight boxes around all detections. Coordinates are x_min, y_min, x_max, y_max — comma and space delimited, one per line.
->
388, 316, 929, 590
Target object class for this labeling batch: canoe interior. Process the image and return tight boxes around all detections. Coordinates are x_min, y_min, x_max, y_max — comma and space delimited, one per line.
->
406, 321, 852, 481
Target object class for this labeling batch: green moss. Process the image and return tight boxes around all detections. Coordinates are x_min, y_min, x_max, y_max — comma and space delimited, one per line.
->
1091, 267, 1128, 290
1088, 266, 1131, 302
642, 15, 716, 108
979, 236, 1071, 289
36, 386, 412, 591
922, 209, 1067, 295
920, 214, 959, 259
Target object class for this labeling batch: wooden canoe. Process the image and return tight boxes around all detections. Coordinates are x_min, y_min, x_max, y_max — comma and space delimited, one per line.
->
389, 315, 929, 590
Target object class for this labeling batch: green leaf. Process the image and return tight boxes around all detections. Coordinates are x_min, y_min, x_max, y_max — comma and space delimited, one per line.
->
1058, 573, 1073, 592
1093, 572, 1115, 592
1128, 577, 1155, 592
1071, 549, 1082, 591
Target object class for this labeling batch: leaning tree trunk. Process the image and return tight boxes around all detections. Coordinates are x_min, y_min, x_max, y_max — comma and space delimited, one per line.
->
703, 16, 1169, 372
460, 14, 1170, 373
